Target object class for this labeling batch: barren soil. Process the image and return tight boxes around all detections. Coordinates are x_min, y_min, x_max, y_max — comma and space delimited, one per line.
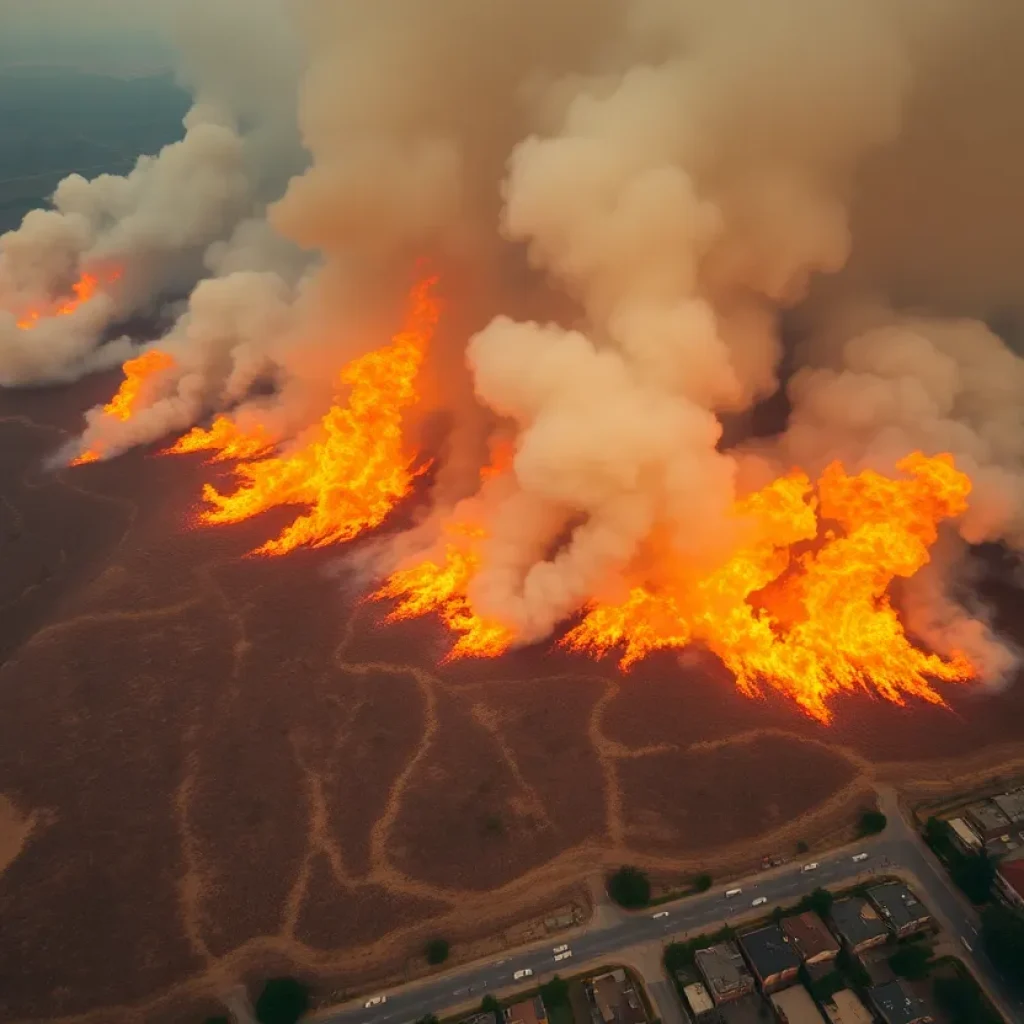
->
3, 389, 1024, 1024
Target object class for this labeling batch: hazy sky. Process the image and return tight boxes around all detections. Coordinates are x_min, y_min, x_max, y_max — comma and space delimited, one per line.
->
0, 0, 177, 73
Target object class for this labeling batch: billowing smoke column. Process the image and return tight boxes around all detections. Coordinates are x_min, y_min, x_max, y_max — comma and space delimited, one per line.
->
7, 0, 1024, 720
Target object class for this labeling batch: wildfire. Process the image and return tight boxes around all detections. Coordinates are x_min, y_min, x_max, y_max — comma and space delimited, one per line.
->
374, 523, 514, 660
376, 453, 976, 722
70, 349, 175, 465
16, 269, 120, 330
163, 415, 275, 463
174, 275, 440, 556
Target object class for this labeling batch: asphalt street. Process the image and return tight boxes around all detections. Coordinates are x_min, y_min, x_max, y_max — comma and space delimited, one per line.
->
317, 805, 1024, 1024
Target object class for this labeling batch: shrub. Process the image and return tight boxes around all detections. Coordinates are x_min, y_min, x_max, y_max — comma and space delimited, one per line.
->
540, 976, 569, 1008
425, 938, 450, 965
608, 866, 651, 908
254, 978, 310, 1024
858, 810, 887, 836
692, 873, 712, 892
888, 942, 933, 981
982, 902, 1024, 983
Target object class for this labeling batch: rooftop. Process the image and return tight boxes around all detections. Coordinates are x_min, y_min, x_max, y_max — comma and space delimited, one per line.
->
830, 897, 888, 947
947, 817, 982, 849
782, 911, 840, 961
867, 882, 930, 932
869, 980, 930, 1024
695, 942, 754, 1001
770, 984, 826, 1023
823, 989, 874, 1024
999, 853, 1024, 901
739, 924, 801, 981
967, 801, 1012, 833
994, 788, 1024, 823
683, 982, 714, 1016
719, 994, 768, 1024
504, 997, 547, 1024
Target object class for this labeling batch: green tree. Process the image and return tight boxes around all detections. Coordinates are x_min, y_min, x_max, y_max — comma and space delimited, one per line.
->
950, 850, 995, 904
836, 947, 870, 990
540, 976, 569, 1008
692, 873, 712, 893
254, 978, 310, 1024
888, 942, 933, 981
858, 810, 887, 836
481, 994, 502, 1022
664, 940, 696, 972
416, 1016, 440, 1024
770, 906, 785, 924
933, 975, 1000, 1024
425, 938, 450, 965
923, 816, 954, 854
796, 840, 809, 854
608, 866, 651, 908
805, 887, 834, 919
982, 902, 1024, 983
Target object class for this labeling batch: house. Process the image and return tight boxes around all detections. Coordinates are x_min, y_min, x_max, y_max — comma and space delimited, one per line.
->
946, 817, 982, 853
695, 942, 756, 1004
822, 990, 873, 1024
966, 801, 1012, 842
739, 925, 801, 992
681, 981, 717, 1022
589, 969, 648, 1024
993, 788, 1024, 824
868, 981, 933, 1024
996, 850, 1024, 909
829, 897, 888, 952
867, 882, 932, 938
781, 912, 840, 965
718, 995, 767, 1024
504, 997, 548, 1024
769, 985, 825, 1023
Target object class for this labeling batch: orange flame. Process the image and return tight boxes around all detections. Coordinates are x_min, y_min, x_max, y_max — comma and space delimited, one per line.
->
70, 349, 175, 466
374, 523, 514, 660
178, 275, 440, 556
163, 415, 275, 463
377, 453, 975, 722
16, 269, 120, 330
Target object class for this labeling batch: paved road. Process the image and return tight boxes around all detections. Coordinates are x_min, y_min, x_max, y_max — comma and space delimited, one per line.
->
317, 801, 1024, 1024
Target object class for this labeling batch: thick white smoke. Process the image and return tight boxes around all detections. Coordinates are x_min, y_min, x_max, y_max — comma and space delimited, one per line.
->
11, 0, 1024, 681
0, 0, 306, 386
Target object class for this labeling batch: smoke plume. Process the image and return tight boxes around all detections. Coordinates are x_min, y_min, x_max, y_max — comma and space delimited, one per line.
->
7, 0, 1024, 691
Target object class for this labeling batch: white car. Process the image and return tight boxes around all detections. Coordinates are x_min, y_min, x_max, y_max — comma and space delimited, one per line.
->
961, 936, 973, 952
514, 969, 533, 981
652, 911, 669, 919
552, 944, 569, 954
554, 951, 573, 962
364, 996, 387, 1009
852, 852, 869, 862
801, 862, 819, 872
752, 897, 767, 907
725, 888, 743, 898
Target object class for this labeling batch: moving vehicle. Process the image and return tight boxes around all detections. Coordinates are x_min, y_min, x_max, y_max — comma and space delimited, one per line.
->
552, 944, 569, 954
364, 996, 387, 1008
852, 852, 869, 862
752, 896, 767, 906
554, 951, 573, 962
652, 911, 669, 919
514, 969, 533, 981
961, 936, 973, 952
725, 888, 743, 898
801, 862, 819, 872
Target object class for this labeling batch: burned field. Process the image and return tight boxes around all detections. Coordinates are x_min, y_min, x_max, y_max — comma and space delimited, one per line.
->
2, 400, 1024, 1023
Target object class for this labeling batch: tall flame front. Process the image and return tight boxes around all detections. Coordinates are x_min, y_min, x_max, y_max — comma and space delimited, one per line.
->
73, 275, 978, 722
